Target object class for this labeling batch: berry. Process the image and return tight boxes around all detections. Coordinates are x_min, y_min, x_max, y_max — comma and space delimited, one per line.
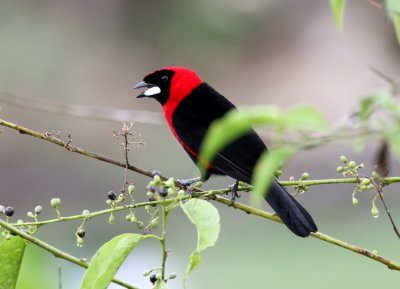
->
128, 185, 135, 194
0, 205, 4, 214
336, 166, 344, 173
50, 198, 61, 209
340, 155, 347, 163
300, 173, 309, 180
107, 191, 117, 200
143, 270, 151, 277
169, 272, 177, 279
348, 161, 356, 169
146, 185, 155, 193
27, 211, 34, 218
149, 274, 157, 284
159, 187, 168, 197
143, 227, 151, 235
5, 207, 14, 217
82, 210, 90, 215
152, 170, 161, 177
148, 195, 156, 202
34, 205, 43, 214
77, 229, 86, 238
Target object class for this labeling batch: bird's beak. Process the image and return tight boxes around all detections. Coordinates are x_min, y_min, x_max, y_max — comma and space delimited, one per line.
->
133, 81, 161, 98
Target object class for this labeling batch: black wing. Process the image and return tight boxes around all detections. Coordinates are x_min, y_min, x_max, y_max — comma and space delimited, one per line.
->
172, 83, 266, 183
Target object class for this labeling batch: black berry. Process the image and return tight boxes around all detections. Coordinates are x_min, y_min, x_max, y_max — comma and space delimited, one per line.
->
149, 274, 157, 284
159, 187, 168, 197
148, 195, 156, 202
151, 170, 161, 177
146, 185, 155, 193
5, 207, 14, 217
77, 229, 86, 238
107, 191, 117, 200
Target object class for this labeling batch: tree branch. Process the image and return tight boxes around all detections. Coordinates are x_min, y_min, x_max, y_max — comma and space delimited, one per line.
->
1, 118, 400, 272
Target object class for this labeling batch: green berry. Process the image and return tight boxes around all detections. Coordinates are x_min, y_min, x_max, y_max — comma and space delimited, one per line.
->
177, 190, 185, 197
274, 170, 283, 178
0, 206, 4, 214
27, 211, 34, 218
109, 214, 115, 224
340, 155, 347, 163
50, 198, 61, 209
149, 217, 160, 228
128, 185, 135, 194
300, 173, 309, 180
155, 272, 162, 280
336, 166, 344, 173
136, 221, 144, 229
143, 270, 151, 277
348, 161, 356, 169
361, 178, 371, 185
167, 188, 175, 196
5, 207, 14, 217
352, 197, 359, 206
153, 175, 161, 183
169, 272, 177, 279
82, 210, 90, 215
372, 171, 379, 178
77, 237, 84, 247
371, 203, 379, 218
34, 206, 43, 215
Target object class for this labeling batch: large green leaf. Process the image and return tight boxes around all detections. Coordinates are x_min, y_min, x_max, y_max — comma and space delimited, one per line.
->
181, 199, 220, 288
281, 105, 328, 132
198, 106, 280, 174
330, 0, 346, 32
251, 146, 297, 205
80, 233, 148, 289
0, 236, 26, 289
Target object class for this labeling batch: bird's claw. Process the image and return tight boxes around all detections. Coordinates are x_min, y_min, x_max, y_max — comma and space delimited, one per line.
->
228, 180, 240, 203
177, 177, 201, 188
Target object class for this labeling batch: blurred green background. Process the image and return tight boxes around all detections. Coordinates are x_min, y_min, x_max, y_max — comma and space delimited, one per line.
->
1, 1, 400, 288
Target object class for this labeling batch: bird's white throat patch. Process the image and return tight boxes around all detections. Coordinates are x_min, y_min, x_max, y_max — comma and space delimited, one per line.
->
144, 86, 161, 96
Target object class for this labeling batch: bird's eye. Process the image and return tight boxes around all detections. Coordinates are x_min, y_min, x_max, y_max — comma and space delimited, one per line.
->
161, 75, 168, 83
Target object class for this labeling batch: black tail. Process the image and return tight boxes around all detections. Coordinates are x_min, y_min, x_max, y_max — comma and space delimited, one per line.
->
265, 181, 317, 237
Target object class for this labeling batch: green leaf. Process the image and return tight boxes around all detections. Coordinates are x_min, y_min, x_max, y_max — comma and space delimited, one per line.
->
387, 0, 400, 46
153, 279, 169, 289
81, 233, 148, 289
0, 236, 26, 289
181, 199, 220, 288
198, 106, 280, 174
251, 146, 297, 205
281, 105, 328, 131
358, 90, 392, 121
330, 0, 346, 32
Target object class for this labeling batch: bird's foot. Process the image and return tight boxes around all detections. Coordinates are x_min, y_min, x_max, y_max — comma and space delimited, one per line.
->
228, 180, 240, 203
177, 177, 201, 188
177, 177, 201, 197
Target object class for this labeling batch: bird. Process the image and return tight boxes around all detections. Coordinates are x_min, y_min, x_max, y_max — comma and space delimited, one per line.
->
133, 66, 317, 237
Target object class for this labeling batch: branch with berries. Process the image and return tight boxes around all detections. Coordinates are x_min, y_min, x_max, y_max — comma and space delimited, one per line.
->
2, 113, 400, 289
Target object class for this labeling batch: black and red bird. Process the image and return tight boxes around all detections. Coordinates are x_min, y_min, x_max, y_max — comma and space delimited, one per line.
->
134, 66, 317, 237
